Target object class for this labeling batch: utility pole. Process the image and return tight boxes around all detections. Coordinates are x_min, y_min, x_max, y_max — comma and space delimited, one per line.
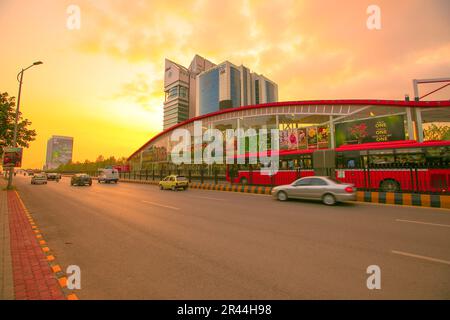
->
6, 61, 43, 189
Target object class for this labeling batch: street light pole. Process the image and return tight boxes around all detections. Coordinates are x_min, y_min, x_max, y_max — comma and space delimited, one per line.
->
6, 61, 43, 189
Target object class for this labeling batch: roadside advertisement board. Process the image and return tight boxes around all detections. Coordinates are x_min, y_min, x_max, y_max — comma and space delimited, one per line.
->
335, 115, 405, 147
2, 147, 23, 167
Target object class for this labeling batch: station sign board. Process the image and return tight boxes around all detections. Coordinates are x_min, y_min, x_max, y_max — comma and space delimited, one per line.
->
2, 147, 23, 167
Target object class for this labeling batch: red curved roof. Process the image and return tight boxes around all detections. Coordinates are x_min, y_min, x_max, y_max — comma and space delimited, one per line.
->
128, 99, 450, 160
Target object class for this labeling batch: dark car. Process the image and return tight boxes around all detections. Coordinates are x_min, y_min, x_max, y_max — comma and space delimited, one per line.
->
71, 173, 92, 186
46, 173, 61, 182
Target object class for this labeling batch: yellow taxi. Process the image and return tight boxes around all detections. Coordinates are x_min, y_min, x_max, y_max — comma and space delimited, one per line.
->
159, 175, 189, 191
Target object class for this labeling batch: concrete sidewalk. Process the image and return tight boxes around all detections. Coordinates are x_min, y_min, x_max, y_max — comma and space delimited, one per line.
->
0, 180, 14, 299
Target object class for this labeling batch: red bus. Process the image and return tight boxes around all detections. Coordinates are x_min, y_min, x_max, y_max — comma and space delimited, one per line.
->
112, 165, 130, 173
226, 140, 450, 193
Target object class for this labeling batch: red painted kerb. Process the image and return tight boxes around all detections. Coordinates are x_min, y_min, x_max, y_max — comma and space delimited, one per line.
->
127, 99, 450, 161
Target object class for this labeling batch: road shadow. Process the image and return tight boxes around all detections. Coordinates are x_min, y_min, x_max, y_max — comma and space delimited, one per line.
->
285, 198, 359, 207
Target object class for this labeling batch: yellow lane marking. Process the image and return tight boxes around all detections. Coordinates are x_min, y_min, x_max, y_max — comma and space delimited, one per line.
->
67, 294, 79, 300
51, 265, 62, 273
58, 277, 67, 288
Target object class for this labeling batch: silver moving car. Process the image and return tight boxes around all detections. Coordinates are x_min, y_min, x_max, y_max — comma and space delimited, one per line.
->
31, 173, 48, 185
271, 176, 356, 205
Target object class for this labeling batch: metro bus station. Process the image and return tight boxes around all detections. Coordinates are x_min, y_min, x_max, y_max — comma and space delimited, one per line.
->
128, 99, 450, 194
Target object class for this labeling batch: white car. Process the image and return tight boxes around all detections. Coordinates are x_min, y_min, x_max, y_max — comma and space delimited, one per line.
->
97, 168, 119, 184
271, 176, 357, 205
31, 173, 48, 185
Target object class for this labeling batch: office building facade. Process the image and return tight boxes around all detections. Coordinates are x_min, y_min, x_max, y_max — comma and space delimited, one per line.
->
163, 55, 278, 128
196, 61, 278, 116
163, 55, 215, 130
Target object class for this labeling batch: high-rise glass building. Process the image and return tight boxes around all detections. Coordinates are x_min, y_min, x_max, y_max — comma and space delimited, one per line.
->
163, 55, 278, 128
196, 61, 278, 116
163, 55, 215, 130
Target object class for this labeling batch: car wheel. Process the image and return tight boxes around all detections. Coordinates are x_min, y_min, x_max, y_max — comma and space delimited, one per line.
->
171, 186, 176, 191
380, 179, 400, 193
240, 177, 248, 185
322, 193, 336, 206
277, 191, 288, 201
160, 185, 164, 190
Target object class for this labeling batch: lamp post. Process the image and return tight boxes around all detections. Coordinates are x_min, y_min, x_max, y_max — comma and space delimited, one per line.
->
7, 61, 43, 189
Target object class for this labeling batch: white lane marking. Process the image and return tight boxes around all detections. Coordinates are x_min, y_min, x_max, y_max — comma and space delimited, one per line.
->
391, 250, 450, 266
141, 200, 180, 210
190, 196, 225, 201
395, 219, 450, 228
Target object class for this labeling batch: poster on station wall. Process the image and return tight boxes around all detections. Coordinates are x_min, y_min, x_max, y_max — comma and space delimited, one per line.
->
307, 127, 318, 149
2, 147, 23, 167
279, 130, 290, 150
297, 128, 307, 149
317, 126, 329, 149
335, 115, 405, 147
287, 129, 298, 150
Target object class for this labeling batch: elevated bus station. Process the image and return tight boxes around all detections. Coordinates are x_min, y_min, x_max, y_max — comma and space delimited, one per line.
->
127, 99, 450, 193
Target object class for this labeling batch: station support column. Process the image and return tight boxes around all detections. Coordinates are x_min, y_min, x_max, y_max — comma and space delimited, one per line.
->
329, 115, 335, 149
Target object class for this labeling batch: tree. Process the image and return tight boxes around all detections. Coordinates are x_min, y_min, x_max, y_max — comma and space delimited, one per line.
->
55, 154, 128, 172
0, 92, 37, 157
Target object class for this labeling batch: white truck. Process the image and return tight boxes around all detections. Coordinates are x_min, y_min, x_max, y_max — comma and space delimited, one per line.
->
97, 168, 119, 184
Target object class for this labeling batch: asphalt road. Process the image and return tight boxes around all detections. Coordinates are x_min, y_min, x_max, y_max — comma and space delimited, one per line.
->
14, 175, 450, 299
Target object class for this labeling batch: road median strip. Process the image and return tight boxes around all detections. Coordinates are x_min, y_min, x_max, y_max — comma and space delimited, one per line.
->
117, 178, 449, 209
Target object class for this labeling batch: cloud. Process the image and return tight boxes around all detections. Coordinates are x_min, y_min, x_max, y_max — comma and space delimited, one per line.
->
113, 73, 163, 111
75, 0, 450, 100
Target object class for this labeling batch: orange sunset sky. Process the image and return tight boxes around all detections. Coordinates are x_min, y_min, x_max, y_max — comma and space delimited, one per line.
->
1, 0, 449, 169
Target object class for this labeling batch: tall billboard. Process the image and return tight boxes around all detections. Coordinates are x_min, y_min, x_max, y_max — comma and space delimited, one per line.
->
335, 115, 405, 147
46, 136, 73, 169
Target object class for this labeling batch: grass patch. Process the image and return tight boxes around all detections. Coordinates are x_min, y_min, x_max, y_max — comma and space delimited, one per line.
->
2, 185, 17, 191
